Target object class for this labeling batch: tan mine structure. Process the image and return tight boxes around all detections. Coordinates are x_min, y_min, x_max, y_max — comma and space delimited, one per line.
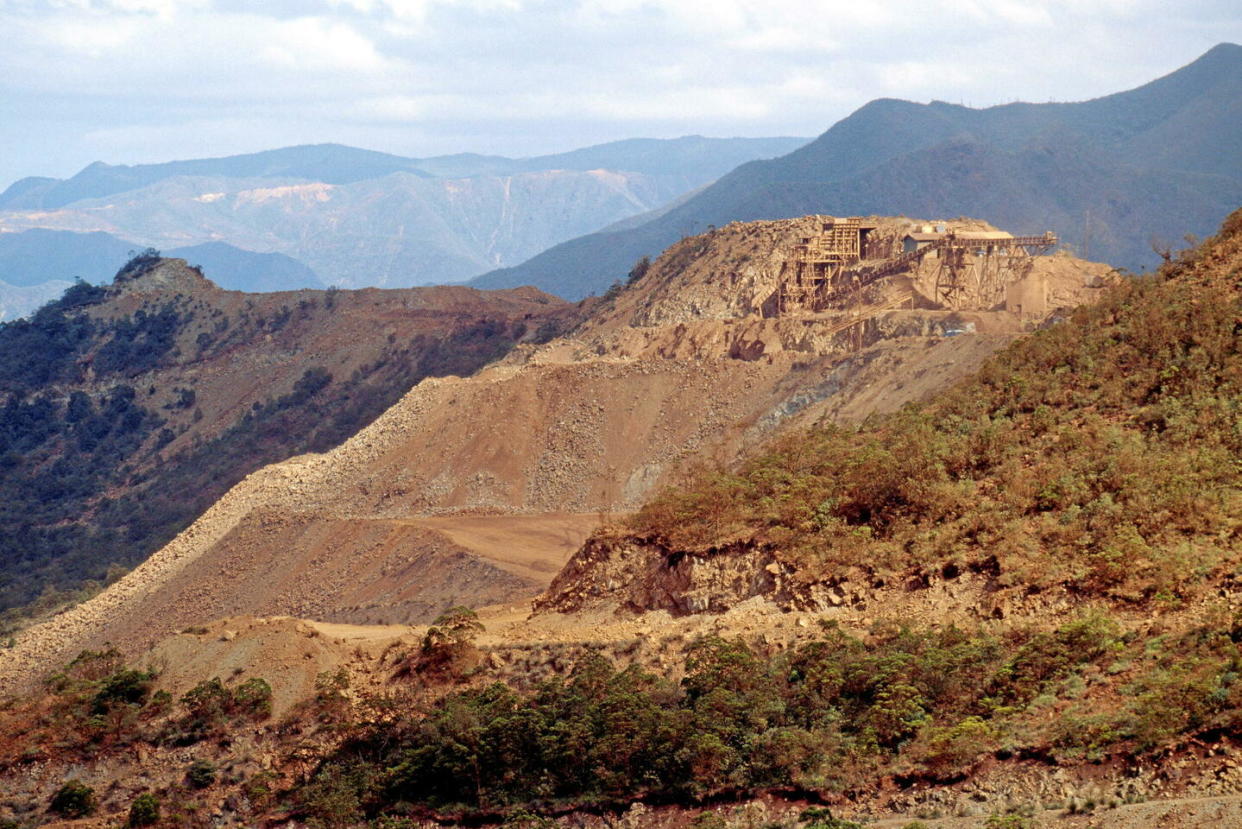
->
0, 214, 1114, 692
769, 215, 1059, 324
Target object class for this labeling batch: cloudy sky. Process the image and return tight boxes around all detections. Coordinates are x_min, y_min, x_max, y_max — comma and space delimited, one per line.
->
1, 0, 1239, 189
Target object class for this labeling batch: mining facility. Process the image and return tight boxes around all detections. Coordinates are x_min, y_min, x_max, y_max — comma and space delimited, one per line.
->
770, 216, 1059, 317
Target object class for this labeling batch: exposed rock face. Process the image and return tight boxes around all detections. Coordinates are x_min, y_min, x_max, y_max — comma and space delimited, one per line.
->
537, 535, 788, 615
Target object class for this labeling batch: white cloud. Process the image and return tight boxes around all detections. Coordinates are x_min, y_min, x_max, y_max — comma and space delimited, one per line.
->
0, 0, 1238, 188
259, 17, 389, 71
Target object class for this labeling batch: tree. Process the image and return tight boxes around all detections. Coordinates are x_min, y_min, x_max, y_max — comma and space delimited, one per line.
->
419, 606, 485, 676
626, 256, 651, 286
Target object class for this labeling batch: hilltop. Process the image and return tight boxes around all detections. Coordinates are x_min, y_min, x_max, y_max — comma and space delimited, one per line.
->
545, 209, 1242, 617
0, 230, 321, 319
475, 43, 1242, 299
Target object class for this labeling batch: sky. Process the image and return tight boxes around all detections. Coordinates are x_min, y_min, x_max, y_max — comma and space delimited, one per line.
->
1, 0, 1240, 190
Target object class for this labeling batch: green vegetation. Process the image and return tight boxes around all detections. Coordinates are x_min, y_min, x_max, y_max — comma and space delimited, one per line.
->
4, 647, 272, 771
127, 792, 160, 827
169, 677, 272, 744
186, 759, 217, 789
294, 610, 1242, 821
417, 606, 485, 677
631, 211, 1242, 605
49, 779, 96, 818
286, 215, 1242, 824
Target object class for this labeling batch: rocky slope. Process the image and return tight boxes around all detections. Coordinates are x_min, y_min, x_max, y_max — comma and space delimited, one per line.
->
540, 209, 1242, 623
0, 214, 1111, 690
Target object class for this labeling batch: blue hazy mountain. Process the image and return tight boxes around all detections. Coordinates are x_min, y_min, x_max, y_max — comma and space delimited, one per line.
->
0, 136, 808, 292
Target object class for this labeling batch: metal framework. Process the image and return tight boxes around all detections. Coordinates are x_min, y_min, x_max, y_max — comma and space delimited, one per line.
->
776, 217, 875, 313
928, 233, 1057, 309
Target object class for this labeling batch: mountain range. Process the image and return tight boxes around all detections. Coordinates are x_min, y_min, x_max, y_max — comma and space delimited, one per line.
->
474, 43, 1242, 299
0, 136, 806, 311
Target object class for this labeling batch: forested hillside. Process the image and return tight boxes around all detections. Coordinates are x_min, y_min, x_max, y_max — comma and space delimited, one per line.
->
0, 254, 582, 617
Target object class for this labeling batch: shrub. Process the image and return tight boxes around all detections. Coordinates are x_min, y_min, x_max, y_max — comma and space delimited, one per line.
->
91, 668, 155, 713
127, 792, 160, 827
49, 779, 96, 817
233, 676, 273, 718
799, 806, 863, 829
417, 606, 484, 677
186, 758, 217, 789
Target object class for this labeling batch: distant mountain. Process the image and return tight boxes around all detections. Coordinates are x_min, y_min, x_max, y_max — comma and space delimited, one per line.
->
165, 242, 324, 292
0, 278, 72, 322
0, 145, 434, 210
0, 229, 135, 287
0, 136, 807, 292
473, 43, 1242, 299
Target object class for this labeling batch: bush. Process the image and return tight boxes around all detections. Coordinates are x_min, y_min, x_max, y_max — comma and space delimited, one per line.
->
49, 779, 96, 817
128, 792, 160, 827
91, 667, 155, 713
984, 814, 1034, 829
186, 758, 217, 789
233, 676, 273, 718
799, 807, 863, 829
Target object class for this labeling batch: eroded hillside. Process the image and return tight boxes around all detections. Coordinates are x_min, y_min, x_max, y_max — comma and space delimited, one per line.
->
541, 210, 1242, 620
0, 214, 1113, 690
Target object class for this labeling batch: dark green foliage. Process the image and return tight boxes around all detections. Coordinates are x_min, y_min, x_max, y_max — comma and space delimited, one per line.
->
800, 807, 864, 829
91, 668, 155, 713
294, 606, 1242, 823
299, 620, 1134, 820
186, 759, 217, 789
419, 606, 485, 673
93, 304, 183, 376
626, 256, 651, 286
0, 377, 163, 609
115, 248, 162, 280
0, 293, 97, 393
60, 278, 107, 309
49, 780, 96, 817
0, 275, 554, 614
172, 676, 272, 743
127, 793, 160, 827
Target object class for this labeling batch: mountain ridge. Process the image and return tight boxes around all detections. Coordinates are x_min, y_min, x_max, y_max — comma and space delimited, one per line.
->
0, 136, 809, 292
473, 43, 1242, 299
0, 135, 809, 211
